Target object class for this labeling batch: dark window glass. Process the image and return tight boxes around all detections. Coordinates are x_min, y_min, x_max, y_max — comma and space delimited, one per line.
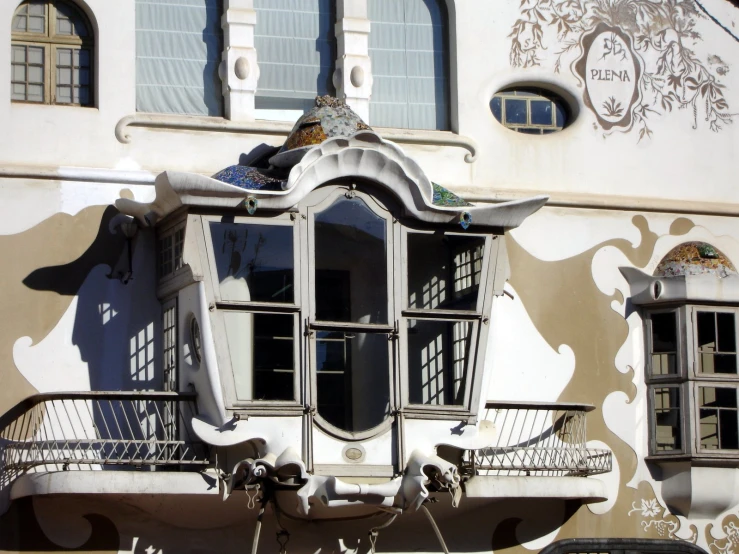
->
530, 99, 553, 125
653, 387, 681, 451
697, 311, 737, 374
650, 312, 678, 375
490, 96, 502, 122
408, 320, 472, 405
210, 222, 294, 303
316, 331, 390, 432
700, 386, 739, 450
504, 99, 527, 124
314, 196, 388, 324
224, 312, 295, 401
407, 234, 485, 311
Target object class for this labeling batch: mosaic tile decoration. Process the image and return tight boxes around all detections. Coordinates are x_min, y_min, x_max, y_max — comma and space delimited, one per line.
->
281, 95, 371, 153
432, 182, 471, 207
211, 165, 286, 191
654, 242, 737, 278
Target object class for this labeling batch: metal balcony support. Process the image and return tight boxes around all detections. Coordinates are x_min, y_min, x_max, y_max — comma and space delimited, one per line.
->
465, 401, 612, 477
0, 391, 209, 484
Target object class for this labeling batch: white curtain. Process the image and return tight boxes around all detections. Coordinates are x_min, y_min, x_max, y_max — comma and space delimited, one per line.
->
254, 0, 335, 111
136, 0, 223, 116
368, 0, 449, 130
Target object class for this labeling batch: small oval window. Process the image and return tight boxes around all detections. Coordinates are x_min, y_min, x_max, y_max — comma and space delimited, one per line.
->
491, 88, 570, 135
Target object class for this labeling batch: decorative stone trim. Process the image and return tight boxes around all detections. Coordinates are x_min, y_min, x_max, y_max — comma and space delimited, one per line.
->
220, 0, 258, 121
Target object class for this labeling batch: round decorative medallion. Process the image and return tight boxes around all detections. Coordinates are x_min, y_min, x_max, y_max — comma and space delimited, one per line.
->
342, 444, 366, 463
190, 317, 202, 363
234, 57, 250, 80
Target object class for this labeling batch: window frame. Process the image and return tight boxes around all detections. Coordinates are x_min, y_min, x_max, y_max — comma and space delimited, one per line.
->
302, 185, 398, 440
398, 226, 493, 415
645, 304, 739, 459
200, 212, 303, 412
10, 0, 94, 107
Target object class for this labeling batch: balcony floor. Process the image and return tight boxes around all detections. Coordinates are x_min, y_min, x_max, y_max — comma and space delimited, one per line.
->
464, 475, 607, 503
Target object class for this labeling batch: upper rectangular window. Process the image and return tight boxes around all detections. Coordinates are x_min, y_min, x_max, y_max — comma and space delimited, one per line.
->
11, 0, 93, 106
254, 0, 335, 119
368, 0, 450, 130
135, 0, 223, 116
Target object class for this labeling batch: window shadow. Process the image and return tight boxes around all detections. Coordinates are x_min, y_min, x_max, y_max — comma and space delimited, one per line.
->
201, 0, 224, 116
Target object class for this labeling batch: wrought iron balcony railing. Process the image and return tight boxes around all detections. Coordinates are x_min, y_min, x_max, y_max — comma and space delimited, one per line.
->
0, 391, 209, 482
465, 401, 612, 477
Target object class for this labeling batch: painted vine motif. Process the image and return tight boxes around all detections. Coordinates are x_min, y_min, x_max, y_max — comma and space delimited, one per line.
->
628, 495, 698, 543
509, 0, 735, 139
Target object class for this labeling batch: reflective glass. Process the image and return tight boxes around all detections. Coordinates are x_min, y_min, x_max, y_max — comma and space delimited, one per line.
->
314, 196, 388, 323
650, 312, 677, 375
225, 312, 295, 401
316, 331, 390, 432
210, 222, 294, 303
408, 233, 485, 310
504, 99, 527, 124
407, 320, 471, 405
530, 100, 553, 125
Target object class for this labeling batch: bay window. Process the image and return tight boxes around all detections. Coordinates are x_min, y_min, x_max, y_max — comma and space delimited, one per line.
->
646, 306, 739, 457
186, 182, 496, 438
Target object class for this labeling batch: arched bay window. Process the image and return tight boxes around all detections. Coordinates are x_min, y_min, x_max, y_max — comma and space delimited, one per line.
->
368, 0, 450, 130
11, 0, 93, 106
193, 181, 493, 440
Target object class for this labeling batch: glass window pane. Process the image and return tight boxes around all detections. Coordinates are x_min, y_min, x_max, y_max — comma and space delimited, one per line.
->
408, 320, 472, 405
78, 49, 90, 67
12, 46, 27, 64
28, 46, 43, 65
650, 312, 678, 375
79, 86, 89, 105
210, 222, 294, 303
27, 84, 43, 102
12, 65, 26, 83
58, 48, 72, 67
58, 67, 72, 86
225, 312, 295, 401
316, 331, 390, 432
12, 15, 28, 32
653, 387, 682, 451
700, 386, 739, 450
11, 83, 27, 101
504, 99, 527, 125
56, 85, 72, 103
717, 312, 736, 352
314, 196, 388, 324
28, 66, 43, 84
530, 100, 553, 125
79, 68, 89, 85
29, 15, 45, 33
408, 233, 485, 310
28, 2, 45, 16
698, 311, 737, 374
491, 96, 502, 122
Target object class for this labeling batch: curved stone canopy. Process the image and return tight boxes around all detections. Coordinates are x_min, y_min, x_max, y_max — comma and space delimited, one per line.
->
654, 242, 737, 278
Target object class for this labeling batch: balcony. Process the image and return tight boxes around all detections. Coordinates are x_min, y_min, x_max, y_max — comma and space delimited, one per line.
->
461, 401, 612, 502
0, 391, 211, 507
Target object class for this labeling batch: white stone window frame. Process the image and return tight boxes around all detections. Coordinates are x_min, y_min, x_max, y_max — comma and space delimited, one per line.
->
645, 304, 739, 459
220, 0, 458, 131
200, 212, 304, 414
10, 0, 95, 107
156, 217, 188, 286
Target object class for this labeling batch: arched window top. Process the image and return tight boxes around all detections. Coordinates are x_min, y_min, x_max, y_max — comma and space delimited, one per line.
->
368, 0, 450, 131
11, 0, 94, 106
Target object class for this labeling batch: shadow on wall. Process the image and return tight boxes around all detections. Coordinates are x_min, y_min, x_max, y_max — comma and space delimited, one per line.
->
22, 205, 162, 392
202, 0, 224, 117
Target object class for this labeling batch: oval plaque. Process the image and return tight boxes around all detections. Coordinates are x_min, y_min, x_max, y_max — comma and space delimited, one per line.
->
575, 23, 642, 131
342, 444, 366, 463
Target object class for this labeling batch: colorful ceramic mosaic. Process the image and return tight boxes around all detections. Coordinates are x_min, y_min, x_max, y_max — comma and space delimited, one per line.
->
280, 95, 371, 153
654, 242, 737, 278
211, 165, 286, 191
432, 182, 471, 207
